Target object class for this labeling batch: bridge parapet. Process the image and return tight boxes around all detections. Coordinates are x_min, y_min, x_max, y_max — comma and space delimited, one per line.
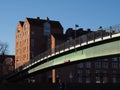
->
22, 24, 120, 70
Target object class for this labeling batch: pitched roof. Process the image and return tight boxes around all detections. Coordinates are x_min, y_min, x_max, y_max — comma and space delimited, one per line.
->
26, 17, 63, 29
19, 21, 24, 27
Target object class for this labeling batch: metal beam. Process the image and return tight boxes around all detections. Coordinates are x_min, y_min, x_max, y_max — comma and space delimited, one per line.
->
28, 40, 120, 74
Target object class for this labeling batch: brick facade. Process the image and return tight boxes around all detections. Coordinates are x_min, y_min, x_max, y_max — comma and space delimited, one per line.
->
15, 17, 64, 69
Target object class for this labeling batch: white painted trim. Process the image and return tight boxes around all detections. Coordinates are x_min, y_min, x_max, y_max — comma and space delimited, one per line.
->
112, 33, 120, 38
55, 52, 59, 54
75, 44, 80, 48
88, 40, 94, 44
81, 42, 87, 46
60, 50, 64, 53
48, 55, 51, 58
51, 53, 55, 56
95, 38, 102, 42
103, 36, 111, 40
65, 48, 69, 51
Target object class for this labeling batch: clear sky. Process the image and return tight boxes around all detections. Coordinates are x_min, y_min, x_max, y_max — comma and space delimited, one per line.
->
0, 0, 120, 55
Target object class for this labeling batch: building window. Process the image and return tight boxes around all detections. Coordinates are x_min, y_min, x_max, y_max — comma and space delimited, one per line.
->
30, 51, 34, 59
24, 31, 28, 35
86, 77, 91, 83
103, 77, 108, 83
78, 70, 83, 76
68, 37, 72, 40
17, 41, 20, 46
112, 57, 118, 62
112, 70, 117, 79
26, 54, 28, 59
19, 34, 21, 38
18, 49, 21, 54
44, 22, 51, 36
24, 24, 28, 30
119, 63, 120, 69
95, 70, 101, 77
78, 78, 82, 83
23, 54, 26, 58
77, 63, 84, 68
95, 62, 101, 69
17, 34, 19, 38
31, 39, 34, 47
103, 70, 107, 74
85, 62, 91, 68
23, 39, 28, 44
112, 77, 117, 83
102, 62, 108, 69
22, 32, 24, 36
102, 70, 108, 77
112, 62, 118, 69
18, 28, 20, 32
86, 70, 90, 77
24, 39, 26, 44
103, 58, 108, 61
119, 57, 120, 61
69, 72, 73, 82
16, 42, 18, 46
20, 41, 21, 46
17, 57, 20, 61
96, 77, 100, 83
23, 46, 27, 51
31, 31, 35, 35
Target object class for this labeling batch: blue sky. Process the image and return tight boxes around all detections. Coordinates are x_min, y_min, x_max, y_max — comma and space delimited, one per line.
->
0, 0, 120, 55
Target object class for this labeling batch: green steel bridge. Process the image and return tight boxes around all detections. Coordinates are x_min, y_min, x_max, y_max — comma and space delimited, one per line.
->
4, 24, 120, 82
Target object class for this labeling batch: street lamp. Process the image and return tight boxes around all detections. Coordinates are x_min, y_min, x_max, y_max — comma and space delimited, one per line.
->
74, 24, 79, 52
75, 24, 79, 44
75, 24, 79, 39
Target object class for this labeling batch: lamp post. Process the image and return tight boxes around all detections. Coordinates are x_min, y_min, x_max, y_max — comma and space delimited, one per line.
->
75, 24, 79, 44
74, 24, 79, 53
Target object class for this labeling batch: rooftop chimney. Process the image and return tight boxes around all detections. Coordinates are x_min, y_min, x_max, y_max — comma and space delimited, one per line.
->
46, 17, 49, 21
36, 17, 40, 20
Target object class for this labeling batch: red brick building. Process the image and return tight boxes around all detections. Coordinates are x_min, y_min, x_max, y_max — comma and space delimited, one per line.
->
15, 17, 64, 69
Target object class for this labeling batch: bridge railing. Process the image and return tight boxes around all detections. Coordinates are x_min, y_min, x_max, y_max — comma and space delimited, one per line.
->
87, 32, 94, 41
21, 24, 120, 70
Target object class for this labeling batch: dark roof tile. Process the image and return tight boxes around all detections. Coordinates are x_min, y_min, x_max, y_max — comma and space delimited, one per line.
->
19, 21, 24, 26
26, 17, 63, 29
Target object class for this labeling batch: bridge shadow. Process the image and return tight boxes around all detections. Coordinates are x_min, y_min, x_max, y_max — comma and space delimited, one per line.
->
0, 82, 120, 90
0, 82, 59, 90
